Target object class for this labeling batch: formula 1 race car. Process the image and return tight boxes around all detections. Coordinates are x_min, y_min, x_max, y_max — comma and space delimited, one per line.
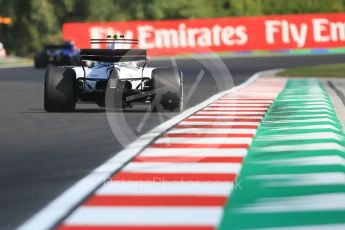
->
34, 41, 80, 68
44, 35, 183, 112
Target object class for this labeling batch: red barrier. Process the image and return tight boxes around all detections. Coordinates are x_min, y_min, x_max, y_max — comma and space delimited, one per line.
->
63, 13, 345, 55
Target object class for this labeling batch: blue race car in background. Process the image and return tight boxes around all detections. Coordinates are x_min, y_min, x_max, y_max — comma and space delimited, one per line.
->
34, 41, 80, 68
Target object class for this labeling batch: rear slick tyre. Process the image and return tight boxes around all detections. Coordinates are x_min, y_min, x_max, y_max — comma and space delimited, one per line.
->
151, 68, 183, 113
44, 67, 76, 112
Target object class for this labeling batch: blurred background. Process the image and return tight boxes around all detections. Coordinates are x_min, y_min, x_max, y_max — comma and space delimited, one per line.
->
1, 0, 345, 57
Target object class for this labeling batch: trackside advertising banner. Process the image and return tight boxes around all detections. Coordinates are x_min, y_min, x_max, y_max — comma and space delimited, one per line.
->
63, 13, 345, 55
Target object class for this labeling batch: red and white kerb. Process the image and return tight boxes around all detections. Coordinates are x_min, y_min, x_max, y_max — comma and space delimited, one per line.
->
58, 77, 286, 230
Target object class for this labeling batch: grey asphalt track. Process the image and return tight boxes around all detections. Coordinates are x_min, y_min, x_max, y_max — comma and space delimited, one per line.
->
1, 54, 345, 229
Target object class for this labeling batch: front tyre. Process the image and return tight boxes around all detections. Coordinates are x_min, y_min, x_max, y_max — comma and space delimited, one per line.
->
44, 67, 76, 112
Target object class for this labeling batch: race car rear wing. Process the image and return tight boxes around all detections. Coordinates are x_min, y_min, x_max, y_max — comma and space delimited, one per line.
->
80, 48, 147, 62
90, 35, 139, 45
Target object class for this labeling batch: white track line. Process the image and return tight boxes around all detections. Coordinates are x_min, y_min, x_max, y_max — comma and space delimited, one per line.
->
249, 172, 345, 187
96, 181, 234, 196
196, 111, 266, 115
209, 103, 271, 106
179, 121, 260, 126
187, 116, 263, 119
140, 148, 248, 157
154, 137, 253, 144
167, 128, 257, 134
255, 132, 344, 142
253, 143, 345, 153
18, 69, 281, 230
202, 108, 268, 111
237, 193, 345, 213
64, 206, 224, 226
215, 99, 273, 101
122, 162, 242, 174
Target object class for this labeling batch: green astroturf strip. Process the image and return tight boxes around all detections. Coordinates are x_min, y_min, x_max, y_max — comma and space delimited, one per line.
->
218, 79, 345, 230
